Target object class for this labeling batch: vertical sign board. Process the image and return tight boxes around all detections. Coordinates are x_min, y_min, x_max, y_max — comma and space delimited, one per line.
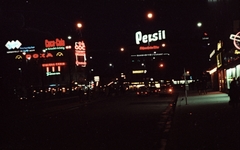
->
75, 41, 87, 67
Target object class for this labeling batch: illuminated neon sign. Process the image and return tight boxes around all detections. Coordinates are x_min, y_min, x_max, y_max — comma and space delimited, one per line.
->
44, 38, 65, 51
75, 41, 87, 67
15, 52, 63, 60
5, 40, 22, 49
42, 62, 66, 67
46, 72, 61, 76
139, 46, 159, 50
42, 62, 66, 76
132, 70, 147, 74
230, 32, 240, 50
135, 30, 166, 45
25, 53, 53, 60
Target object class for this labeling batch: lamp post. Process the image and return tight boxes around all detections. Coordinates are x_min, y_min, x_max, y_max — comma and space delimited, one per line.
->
183, 68, 189, 105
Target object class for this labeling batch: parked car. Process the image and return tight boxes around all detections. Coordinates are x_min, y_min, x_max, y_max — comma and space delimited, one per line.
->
136, 86, 149, 96
158, 85, 173, 95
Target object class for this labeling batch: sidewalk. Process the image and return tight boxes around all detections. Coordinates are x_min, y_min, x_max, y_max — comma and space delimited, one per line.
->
165, 91, 240, 150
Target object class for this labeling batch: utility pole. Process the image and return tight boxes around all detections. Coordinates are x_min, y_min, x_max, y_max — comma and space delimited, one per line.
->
183, 68, 189, 105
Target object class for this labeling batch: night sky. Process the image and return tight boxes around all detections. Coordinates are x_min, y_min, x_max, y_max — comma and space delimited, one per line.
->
1, 0, 240, 79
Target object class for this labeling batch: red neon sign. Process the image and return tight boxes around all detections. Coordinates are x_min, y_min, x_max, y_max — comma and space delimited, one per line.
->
25, 53, 53, 59
45, 38, 65, 48
42, 62, 66, 67
75, 41, 86, 67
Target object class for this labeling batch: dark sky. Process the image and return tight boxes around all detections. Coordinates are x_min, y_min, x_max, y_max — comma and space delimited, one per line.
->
1, 0, 240, 78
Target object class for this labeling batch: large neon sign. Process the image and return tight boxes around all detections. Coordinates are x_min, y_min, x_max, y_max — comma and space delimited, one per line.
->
15, 52, 64, 60
44, 38, 65, 51
42, 62, 66, 76
135, 30, 166, 45
75, 41, 87, 67
5, 40, 36, 54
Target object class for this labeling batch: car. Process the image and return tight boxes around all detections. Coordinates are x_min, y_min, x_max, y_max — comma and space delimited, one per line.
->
158, 85, 173, 95
136, 86, 149, 96
149, 86, 160, 94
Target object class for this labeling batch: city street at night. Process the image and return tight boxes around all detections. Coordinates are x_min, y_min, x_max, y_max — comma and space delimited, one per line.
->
1, 92, 177, 149
1, 1, 240, 149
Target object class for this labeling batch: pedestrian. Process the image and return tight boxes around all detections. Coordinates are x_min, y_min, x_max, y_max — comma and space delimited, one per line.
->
229, 78, 239, 107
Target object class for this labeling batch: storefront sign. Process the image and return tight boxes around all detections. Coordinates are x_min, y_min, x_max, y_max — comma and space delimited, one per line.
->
135, 30, 166, 45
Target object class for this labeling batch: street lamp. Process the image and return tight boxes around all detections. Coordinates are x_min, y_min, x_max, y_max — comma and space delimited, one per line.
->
147, 12, 153, 19
77, 23, 82, 28
197, 22, 202, 27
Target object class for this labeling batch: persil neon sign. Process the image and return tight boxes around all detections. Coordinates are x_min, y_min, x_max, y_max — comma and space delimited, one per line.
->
135, 30, 166, 45
75, 41, 87, 67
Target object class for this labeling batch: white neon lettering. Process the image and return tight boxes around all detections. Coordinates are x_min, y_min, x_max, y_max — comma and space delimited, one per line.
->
135, 30, 166, 45
152, 33, 158, 41
162, 30, 166, 39
142, 35, 148, 43
148, 34, 153, 43
158, 30, 162, 40
135, 31, 142, 44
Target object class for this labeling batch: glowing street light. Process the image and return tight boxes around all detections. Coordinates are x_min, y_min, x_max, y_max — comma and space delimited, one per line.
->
197, 22, 202, 27
159, 63, 164, 68
147, 12, 153, 19
120, 47, 124, 52
77, 22, 82, 28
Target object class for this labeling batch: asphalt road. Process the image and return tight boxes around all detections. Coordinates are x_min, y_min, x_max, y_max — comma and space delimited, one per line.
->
2, 93, 177, 150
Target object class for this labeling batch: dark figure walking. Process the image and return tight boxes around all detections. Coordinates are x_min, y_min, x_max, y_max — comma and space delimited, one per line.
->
229, 78, 239, 107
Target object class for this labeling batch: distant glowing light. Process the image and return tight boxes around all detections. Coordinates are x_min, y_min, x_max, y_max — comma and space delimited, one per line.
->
77, 23, 82, 28
197, 22, 202, 27
147, 13, 153, 19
